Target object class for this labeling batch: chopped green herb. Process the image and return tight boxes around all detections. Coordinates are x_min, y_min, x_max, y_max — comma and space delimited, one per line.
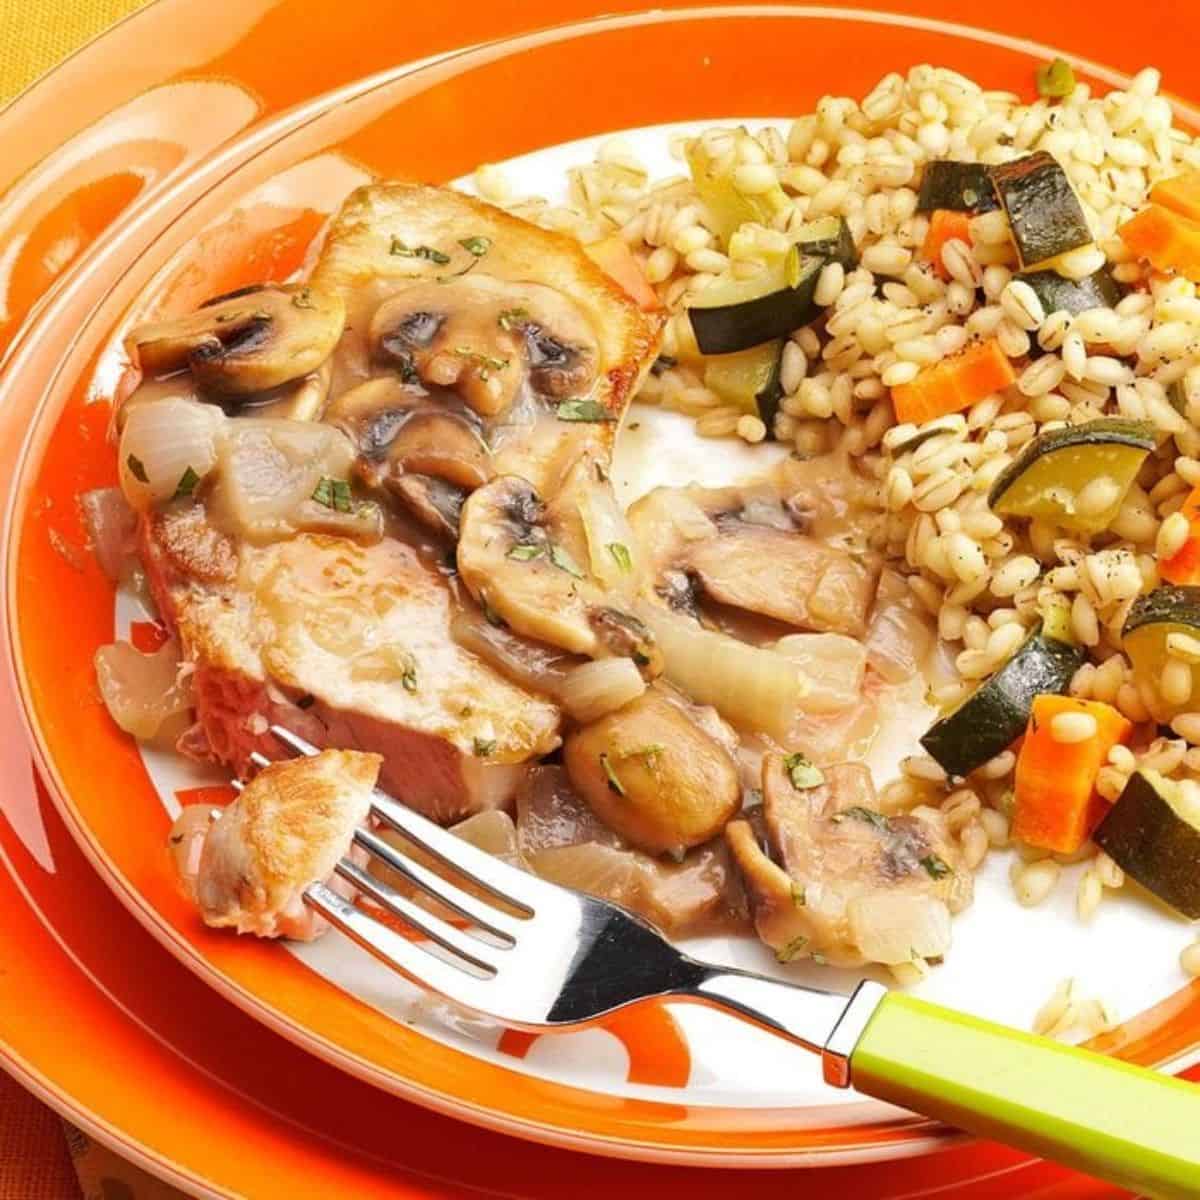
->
173, 466, 200, 500
606, 542, 632, 573
389, 237, 450, 265
507, 542, 545, 562
126, 454, 148, 484
776, 935, 808, 964
395, 354, 420, 385
402, 661, 418, 693
498, 307, 530, 331
790, 882, 806, 909
452, 347, 509, 381
291, 288, 315, 309
312, 477, 353, 513
622, 743, 665, 767
473, 737, 497, 758
783, 753, 825, 790
548, 543, 584, 578
921, 854, 952, 880
811, 952, 828, 966
600, 752, 626, 796
459, 235, 492, 257
480, 594, 505, 627
1036, 57, 1076, 100
555, 398, 614, 423
834, 806, 890, 830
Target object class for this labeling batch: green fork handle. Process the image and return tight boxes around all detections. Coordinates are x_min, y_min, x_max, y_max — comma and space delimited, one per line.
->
851, 992, 1200, 1199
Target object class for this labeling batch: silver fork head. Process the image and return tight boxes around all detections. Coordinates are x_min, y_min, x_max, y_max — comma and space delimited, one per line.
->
251, 725, 869, 1072
259, 727, 706, 1029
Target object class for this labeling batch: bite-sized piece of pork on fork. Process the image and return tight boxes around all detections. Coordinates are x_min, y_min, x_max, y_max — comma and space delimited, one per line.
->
170, 749, 381, 941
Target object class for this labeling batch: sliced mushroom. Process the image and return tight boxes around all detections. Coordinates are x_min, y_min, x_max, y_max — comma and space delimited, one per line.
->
368, 276, 599, 418
324, 377, 492, 495
457, 453, 656, 662
237, 360, 332, 422
130, 284, 345, 396
456, 475, 599, 655
563, 685, 741, 856
725, 755, 971, 968
391, 474, 467, 540
628, 482, 882, 638
385, 412, 490, 490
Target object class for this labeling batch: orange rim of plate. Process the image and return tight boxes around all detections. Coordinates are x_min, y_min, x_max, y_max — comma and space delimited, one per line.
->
3, 0, 1200, 1174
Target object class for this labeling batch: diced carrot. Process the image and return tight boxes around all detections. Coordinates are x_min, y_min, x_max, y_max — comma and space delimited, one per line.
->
584, 237, 661, 312
891, 338, 1016, 424
1012, 695, 1132, 855
1151, 170, 1200, 224
920, 209, 973, 280
1159, 483, 1200, 584
1118, 204, 1200, 283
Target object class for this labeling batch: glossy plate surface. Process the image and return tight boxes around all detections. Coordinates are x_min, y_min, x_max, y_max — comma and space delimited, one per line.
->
1, 0, 1198, 1192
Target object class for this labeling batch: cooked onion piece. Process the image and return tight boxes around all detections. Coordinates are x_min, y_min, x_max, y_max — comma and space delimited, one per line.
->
638, 604, 808, 740
208, 418, 382, 544
576, 475, 639, 595
848, 892, 952, 965
448, 603, 579, 697
118, 397, 224, 510
95, 637, 192, 740
865, 569, 935, 684
80, 486, 138, 581
773, 633, 867, 713
560, 656, 647, 722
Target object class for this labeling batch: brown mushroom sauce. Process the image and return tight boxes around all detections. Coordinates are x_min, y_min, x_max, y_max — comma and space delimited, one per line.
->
113, 184, 955, 967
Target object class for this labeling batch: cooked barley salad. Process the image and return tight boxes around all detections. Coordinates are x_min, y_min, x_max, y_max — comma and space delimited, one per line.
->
477, 62, 1200, 998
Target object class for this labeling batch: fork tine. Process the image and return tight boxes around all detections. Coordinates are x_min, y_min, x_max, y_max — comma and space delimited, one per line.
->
332, 858, 498, 974
266, 725, 550, 914
353, 827, 520, 944
304, 882, 494, 1011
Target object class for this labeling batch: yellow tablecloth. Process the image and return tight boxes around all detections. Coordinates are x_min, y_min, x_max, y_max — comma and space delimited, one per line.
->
0, 0, 150, 104
0, 9, 175, 1200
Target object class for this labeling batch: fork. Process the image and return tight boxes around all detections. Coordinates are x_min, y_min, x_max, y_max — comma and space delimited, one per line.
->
255, 725, 1198, 1197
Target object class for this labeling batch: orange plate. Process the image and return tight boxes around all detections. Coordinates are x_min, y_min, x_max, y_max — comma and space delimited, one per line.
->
1, 0, 1199, 1193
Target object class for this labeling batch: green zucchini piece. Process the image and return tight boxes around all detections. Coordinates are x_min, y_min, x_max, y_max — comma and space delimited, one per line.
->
1015, 267, 1122, 316
989, 152, 1092, 268
793, 215, 859, 269
987, 418, 1156, 533
916, 161, 1000, 214
703, 340, 784, 433
1122, 585, 1200, 718
1094, 769, 1200, 919
889, 420, 962, 457
1036, 58, 1077, 101
686, 134, 789, 246
919, 620, 1084, 779
687, 250, 823, 355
